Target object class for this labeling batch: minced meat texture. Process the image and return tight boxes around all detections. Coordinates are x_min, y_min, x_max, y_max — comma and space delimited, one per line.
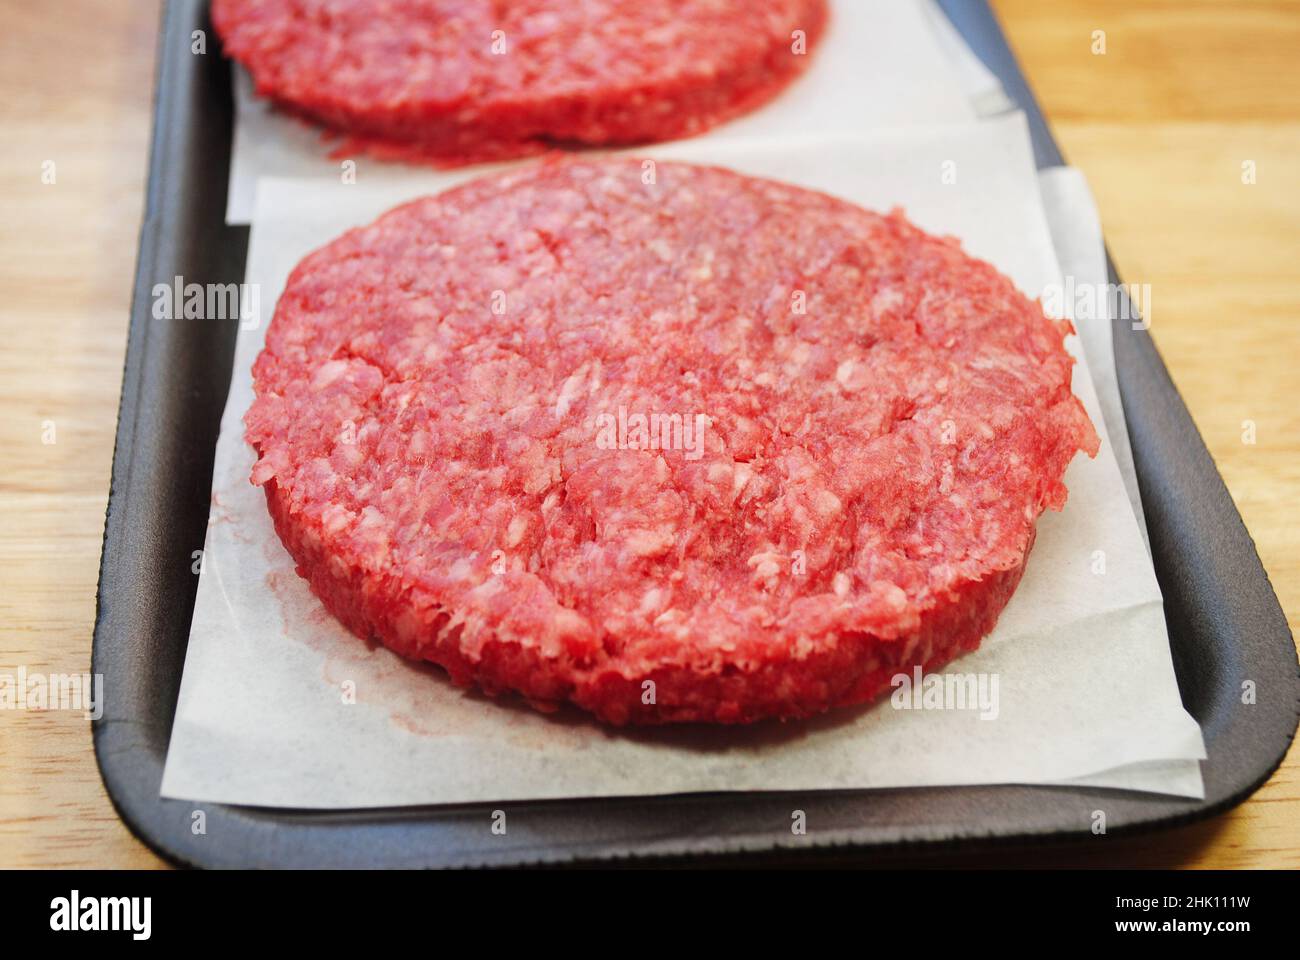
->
212, 0, 828, 165
246, 158, 1099, 724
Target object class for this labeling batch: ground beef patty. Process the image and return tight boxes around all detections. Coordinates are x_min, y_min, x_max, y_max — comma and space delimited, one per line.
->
247, 158, 1099, 725
212, 0, 827, 165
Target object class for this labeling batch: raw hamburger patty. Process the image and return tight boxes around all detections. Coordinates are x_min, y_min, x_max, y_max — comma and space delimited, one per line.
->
246, 158, 1099, 725
212, 0, 827, 165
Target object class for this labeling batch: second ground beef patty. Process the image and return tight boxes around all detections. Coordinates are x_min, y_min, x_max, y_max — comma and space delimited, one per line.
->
246, 158, 1099, 724
212, 0, 828, 165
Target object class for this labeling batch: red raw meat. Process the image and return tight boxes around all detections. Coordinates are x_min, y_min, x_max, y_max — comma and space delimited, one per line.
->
212, 0, 828, 166
246, 158, 1099, 724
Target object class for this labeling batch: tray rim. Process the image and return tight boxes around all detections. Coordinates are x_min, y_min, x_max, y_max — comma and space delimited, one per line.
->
90, 0, 1300, 868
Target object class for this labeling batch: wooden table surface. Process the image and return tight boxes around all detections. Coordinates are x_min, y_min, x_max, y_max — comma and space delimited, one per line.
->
0, 0, 1295, 869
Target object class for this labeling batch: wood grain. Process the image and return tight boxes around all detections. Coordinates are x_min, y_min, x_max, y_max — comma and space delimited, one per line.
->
0, 0, 166, 868
0, 0, 1294, 868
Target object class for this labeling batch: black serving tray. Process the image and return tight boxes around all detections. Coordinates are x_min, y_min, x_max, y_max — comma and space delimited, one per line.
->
92, 0, 1299, 868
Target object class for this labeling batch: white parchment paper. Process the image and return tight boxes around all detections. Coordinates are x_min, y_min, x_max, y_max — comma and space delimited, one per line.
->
162, 114, 1205, 807
224, 0, 978, 223
1038, 167, 1149, 550
921, 0, 1015, 115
